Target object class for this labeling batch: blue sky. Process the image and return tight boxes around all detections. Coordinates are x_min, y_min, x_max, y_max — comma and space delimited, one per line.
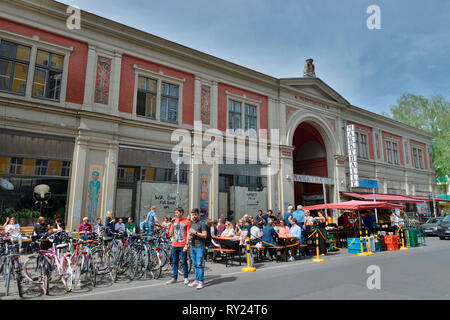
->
59, 0, 450, 115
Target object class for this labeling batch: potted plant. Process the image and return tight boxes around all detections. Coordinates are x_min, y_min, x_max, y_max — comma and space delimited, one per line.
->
16, 209, 41, 226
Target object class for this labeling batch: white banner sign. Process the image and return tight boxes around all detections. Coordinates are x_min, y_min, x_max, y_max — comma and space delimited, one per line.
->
347, 124, 359, 187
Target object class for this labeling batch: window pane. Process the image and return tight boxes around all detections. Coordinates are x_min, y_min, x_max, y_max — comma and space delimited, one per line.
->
160, 97, 168, 120
16, 45, 30, 62
12, 63, 28, 94
50, 54, 64, 69
47, 71, 62, 100
162, 83, 170, 96
0, 41, 16, 59
136, 91, 147, 116
168, 98, 178, 122
0, 60, 12, 90
169, 84, 178, 97
138, 76, 146, 90
146, 93, 157, 118
36, 50, 50, 66
33, 68, 47, 97
147, 78, 157, 92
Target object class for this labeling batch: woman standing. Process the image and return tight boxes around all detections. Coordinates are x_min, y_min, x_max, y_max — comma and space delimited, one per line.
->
317, 212, 327, 256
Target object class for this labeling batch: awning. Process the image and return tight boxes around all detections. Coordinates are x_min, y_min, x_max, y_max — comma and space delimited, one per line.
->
409, 196, 450, 203
303, 200, 405, 211
341, 192, 424, 203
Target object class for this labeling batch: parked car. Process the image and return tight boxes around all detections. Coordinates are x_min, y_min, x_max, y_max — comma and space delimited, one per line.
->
437, 215, 450, 240
420, 217, 443, 236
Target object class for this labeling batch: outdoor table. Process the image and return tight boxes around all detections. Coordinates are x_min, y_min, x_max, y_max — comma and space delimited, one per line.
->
212, 236, 242, 265
277, 235, 299, 261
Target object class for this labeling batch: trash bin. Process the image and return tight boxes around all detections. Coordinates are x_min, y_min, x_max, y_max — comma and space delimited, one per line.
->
406, 228, 418, 247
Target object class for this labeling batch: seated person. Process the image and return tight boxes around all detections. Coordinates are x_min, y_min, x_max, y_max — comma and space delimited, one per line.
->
78, 217, 92, 241
261, 220, 280, 260
4, 217, 23, 253
114, 218, 126, 233
93, 218, 105, 236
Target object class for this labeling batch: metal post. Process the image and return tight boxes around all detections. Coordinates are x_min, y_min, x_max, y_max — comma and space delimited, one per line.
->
175, 158, 180, 208
431, 191, 438, 217
322, 182, 327, 218
373, 188, 378, 223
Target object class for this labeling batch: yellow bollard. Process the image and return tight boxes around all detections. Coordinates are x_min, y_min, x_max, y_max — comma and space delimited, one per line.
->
357, 229, 368, 256
399, 227, 409, 251
242, 236, 256, 272
312, 230, 324, 263
365, 229, 374, 256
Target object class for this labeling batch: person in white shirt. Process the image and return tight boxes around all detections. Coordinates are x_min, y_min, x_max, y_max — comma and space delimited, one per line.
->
221, 221, 235, 237
250, 220, 262, 245
4, 217, 23, 252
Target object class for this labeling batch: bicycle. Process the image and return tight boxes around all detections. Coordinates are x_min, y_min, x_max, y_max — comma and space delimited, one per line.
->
0, 233, 23, 297
23, 231, 77, 295
133, 234, 162, 280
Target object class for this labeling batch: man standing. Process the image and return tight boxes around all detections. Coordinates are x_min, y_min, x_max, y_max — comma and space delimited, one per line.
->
188, 208, 207, 290
255, 210, 265, 229
288, 218, 302, 261
146, 205, 160, 235
363, 211, 376, 234
293, 205, 306, 229
166, 207, 191, 285
284, 206, 294, 228
265, 209, 276, 224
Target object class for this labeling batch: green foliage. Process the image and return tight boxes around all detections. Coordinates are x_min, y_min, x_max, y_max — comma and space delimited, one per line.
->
15, 208, 41, 219
383, 93, 450, 178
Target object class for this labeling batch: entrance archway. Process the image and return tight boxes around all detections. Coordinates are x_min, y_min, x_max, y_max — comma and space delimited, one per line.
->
292, 122, 329, 206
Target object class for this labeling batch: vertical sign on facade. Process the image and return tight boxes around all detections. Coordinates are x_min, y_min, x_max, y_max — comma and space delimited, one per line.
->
347, 125, 359, 187
201, 85, 211, 125
199, 173, 209, 221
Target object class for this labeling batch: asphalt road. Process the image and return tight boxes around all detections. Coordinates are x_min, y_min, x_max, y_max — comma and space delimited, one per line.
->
3, 237, 450, 301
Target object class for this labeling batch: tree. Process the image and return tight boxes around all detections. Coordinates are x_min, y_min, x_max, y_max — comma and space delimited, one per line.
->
382, 93, 450, 178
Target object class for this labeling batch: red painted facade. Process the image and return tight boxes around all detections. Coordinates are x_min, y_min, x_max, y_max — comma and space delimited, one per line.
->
119, 54, 195, 125
0, 18, 88, 105
217, 82, 268, 138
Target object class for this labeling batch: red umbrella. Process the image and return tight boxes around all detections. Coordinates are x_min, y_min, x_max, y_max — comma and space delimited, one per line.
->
303, 200, 405, 211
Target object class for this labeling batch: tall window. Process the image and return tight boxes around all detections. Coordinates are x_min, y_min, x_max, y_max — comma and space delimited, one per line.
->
245, 104, 257, 132
386, 141, 393, 164
392, 142, 399, 164
32, 50, 64, 100
136, 76, 157, 119
413, 147, 424, 169
34, 159, 48, 175
355, 132, 368, 159
0, 40, 30, 94
228, 100, 242, 130
9, 157, 24, 174
160, 82, 179, 123
228, 99, 258, 134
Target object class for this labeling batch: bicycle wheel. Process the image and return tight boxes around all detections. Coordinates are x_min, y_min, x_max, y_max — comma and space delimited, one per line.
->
23, 255, 40, 283
125, 249, 138, 281
13, 258, 23, 298
90, 247, 105, 287
61, 256, 74, 292
134, 249, 148, 280
39, 257, 50, 295
148, 247, 162, 280
4, 260, 11, 296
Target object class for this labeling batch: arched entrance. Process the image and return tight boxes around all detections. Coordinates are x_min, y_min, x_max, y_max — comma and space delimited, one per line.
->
292, 122, 329, 206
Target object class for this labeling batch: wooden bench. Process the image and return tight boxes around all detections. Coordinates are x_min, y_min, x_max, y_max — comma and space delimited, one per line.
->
20, 227, 34, 243
250, 245, 286, 262
207, 248, 237, 267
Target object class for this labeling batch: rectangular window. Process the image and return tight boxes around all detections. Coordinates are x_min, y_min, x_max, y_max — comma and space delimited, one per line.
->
136, 76, 157, 119
244, 104, 257, 132
413, 148, 419, 169
418, 149, 424, 169
0, 40, 30, 94
32, 50, 64, 101
356, 133, 368, 159
386, 141, 392, 164
392, 142, 399, 164
34, 159, 48, 175
160, 82, 179, 123
228, 100, 242, 130
9, 157, 24, 174
60, 161, 71, 177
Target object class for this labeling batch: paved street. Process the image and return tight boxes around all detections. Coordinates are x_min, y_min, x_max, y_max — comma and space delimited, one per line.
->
3, 237, 449, 301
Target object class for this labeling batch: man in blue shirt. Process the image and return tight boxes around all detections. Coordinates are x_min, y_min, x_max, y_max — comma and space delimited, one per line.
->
363, 211, 376, 234
255, 210, 265, 229
292, 205, 306, 228
262, 220, 280, 260
284, 206, 294, 228
146, 205, 160, 234
288, 218, 302, 261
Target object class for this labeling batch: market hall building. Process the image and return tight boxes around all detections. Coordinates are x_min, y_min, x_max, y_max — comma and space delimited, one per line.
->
0, 0, 440, 230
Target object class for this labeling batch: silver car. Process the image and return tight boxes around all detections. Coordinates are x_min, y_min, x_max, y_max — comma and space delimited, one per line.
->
421, 217, 443, 236
437, 215, 450, 240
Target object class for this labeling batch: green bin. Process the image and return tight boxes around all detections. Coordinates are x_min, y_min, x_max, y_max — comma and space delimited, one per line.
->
406, 228, 418, 247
